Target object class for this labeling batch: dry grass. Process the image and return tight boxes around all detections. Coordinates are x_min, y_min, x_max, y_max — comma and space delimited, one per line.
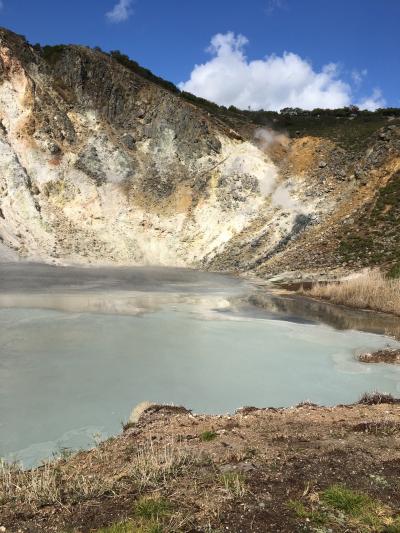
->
3, 404, 400, 532
123, 438, 192, 489
303, 270, 400, 316
220, 472, 246, 498
0, 458, 112, 508
0, 438, 190, 511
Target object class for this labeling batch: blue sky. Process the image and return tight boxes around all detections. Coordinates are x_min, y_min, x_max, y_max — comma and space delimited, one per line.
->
1, 0, 399, 110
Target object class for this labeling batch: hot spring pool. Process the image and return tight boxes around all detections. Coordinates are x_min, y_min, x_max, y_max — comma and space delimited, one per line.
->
0, 263, 399, 467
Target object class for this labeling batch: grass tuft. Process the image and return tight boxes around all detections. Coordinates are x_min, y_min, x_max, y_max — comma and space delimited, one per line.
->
220, 472, 246, 498
134, 496, 172, 520
200, 431, 217, 442
288, 499, 327, 525
321, 484, 371, 515
289, 484, 400, 532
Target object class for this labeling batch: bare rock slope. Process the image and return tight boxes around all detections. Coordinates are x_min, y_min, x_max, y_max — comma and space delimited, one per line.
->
0, 28, 399, 275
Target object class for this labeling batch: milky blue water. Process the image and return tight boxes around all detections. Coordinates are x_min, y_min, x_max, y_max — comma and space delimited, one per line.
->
0, 264, 399, 467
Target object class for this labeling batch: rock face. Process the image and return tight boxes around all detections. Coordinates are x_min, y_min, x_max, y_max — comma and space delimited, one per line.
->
0, 28, 399, 274
0, 29, 295, 266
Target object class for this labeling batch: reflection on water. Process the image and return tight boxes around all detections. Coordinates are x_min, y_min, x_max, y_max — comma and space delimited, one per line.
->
249, 292, 400, 340
0, 263, 399, 467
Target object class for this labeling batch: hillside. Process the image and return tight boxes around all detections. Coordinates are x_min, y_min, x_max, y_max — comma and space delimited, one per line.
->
0, 28, 399, 277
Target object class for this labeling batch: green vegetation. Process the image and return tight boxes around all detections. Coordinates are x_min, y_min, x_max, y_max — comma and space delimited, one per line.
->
289, 484, 400, 532
200, 430, 217, 442
42, 44, 67, 66
340, 171, 400, 265
220, 472, 246, 497
94, 497, 172, 533
288, 499, 327, 525
388, 263, 400, 279
321, 485, 372, 516
134, 496, 172, 521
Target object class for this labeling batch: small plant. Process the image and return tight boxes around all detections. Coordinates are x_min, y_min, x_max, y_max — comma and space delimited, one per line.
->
321, 485, 372, 516
289, 485, 400, 531
200, 430, 217, 442
220, 472, 246, 497
388, 264, 400, 279
321, 484, 395, 530
134, 496, 172, 520
288, 500, 327, 525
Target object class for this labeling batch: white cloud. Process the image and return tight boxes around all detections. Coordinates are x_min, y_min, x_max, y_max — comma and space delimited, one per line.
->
179, 32, 385, 111
106, 0, 134, 23
357, 88, 386, 111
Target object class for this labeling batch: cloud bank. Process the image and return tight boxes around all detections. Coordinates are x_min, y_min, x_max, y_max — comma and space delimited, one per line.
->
106, 0, 134, 23
179, 33, 385, 111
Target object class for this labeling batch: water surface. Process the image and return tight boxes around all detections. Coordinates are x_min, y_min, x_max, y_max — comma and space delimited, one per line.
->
1, 263, 399, 467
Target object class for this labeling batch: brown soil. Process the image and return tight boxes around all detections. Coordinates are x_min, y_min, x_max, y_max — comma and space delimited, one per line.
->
359, 348, 400, 364
1, 401, 400, 532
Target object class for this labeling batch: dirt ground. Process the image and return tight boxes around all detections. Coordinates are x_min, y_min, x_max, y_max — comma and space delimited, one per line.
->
1, 400, 400, 533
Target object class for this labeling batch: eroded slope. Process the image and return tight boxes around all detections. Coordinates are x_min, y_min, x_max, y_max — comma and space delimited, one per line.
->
0, 28, 399, 276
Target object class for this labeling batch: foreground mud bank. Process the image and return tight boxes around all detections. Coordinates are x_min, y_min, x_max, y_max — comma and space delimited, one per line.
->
1, 399, 400, 532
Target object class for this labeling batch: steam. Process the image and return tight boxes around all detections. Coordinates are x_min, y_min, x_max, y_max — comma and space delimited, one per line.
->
254, 128, 289, 151
271, 184, 302, 211
220, 127, 305, 213
254, 128, 307, 213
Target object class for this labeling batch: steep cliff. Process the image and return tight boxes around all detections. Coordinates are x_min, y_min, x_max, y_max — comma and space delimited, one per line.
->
0, 28, 399, 275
